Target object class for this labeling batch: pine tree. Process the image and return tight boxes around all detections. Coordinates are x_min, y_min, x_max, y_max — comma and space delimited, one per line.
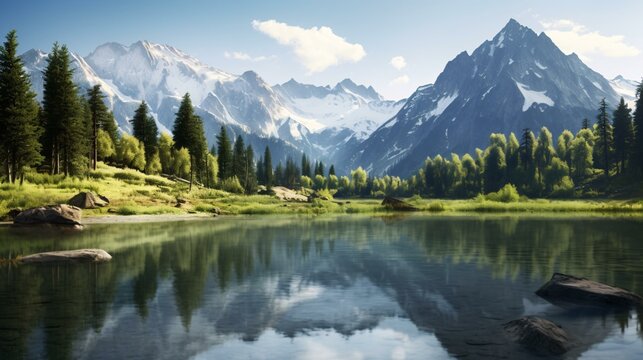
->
595, 98, 613, 178
263, 146, 273, 189
301, 153, 311, 178
582, 118, 589, 130
0, 30, 42, 183
632, 81, 643, 176
172, 94, 207, 190
329, 164, 336, 176
232, 135, 246, 184
42, 43, 86, 176
519, 128, 536, 192
612, 97, 633, 174
86, 85, 115, 169
216, 126, 232, 180
131, 101, 158, 162
274, 162, 284, 186
244, 145, 257, 193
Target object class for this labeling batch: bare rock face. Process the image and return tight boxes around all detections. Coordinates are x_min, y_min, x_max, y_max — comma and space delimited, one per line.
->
68, 192, 109, 209
271, 186, 308, 202
14, 204, 82, 227
381, 196, 419, 211
536, 273, 643, 309
19, 249, 112, 264
504, 317, 570, 355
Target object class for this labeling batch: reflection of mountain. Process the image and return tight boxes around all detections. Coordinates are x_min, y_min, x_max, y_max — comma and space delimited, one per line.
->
0, 216, 642, 359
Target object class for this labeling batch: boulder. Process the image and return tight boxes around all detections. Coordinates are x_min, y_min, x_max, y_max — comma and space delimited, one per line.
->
19, 249, 112, 264
14, 204, 82, 227
1, 208, 23, 222
504, 317, 570, 355
381, 196, 419, 211
536, 273, 643, 309
68, 192, 108, 209
271, 186, 308, 202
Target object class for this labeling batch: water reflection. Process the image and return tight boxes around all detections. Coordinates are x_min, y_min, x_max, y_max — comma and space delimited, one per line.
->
0, 215, 642, 359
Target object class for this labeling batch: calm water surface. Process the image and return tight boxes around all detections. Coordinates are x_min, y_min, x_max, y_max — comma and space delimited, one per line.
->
1, 215, 643, 359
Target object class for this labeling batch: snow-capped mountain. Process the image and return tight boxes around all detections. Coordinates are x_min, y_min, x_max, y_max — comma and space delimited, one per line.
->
346, 19, 622, 176
20, 41, 396, 165
274, 78, 404, 141
610, 75, 639, 110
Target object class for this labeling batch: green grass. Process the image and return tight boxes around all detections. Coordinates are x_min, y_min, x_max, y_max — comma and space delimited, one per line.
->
1, 162, 643, 218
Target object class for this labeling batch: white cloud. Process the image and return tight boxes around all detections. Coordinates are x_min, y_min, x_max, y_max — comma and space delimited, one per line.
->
390, 56, 407, 70
390, 75, 410, 85
252, 19, 366, 73
224, 51, 273, 62
541, 19, 640, 59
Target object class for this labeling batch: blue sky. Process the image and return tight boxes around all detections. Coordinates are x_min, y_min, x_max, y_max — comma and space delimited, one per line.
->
2, 0, 642, 99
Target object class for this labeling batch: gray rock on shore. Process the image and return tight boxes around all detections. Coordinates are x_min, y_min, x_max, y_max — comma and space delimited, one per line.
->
381, 196, 419, 211
14, 204, 82, 227
68, 192, 109, 209
19, 249, 112, 264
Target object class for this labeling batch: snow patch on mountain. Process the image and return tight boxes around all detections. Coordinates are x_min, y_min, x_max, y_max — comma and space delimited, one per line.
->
515, 81, 554, 111
429, 92, 458, 118
609, 76, 639, 109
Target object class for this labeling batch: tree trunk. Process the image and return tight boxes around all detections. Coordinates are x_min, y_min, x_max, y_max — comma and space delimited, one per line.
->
189, 155, 194, 191
93, 118, 98, 170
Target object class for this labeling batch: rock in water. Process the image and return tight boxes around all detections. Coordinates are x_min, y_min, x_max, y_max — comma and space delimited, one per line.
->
536, 273, 643, 309
68, 192, 109, 209
504, 317, 570, 355
14, 204, 82, 227
381, 196, 419, 211
19, 249, 112, 264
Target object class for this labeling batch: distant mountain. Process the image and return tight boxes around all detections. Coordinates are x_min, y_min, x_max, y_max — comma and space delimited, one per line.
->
20, 41, 397, 165
609, 75, 639, 110
345, 19, 622, 176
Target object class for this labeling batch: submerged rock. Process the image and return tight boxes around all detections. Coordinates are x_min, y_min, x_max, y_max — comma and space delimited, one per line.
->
381, 196, 419, 211
19, 249, 112, 264
504, 316, 570, 355
14, 204, 82, 227
536, 273, 643, 309
68, 192, 109, 209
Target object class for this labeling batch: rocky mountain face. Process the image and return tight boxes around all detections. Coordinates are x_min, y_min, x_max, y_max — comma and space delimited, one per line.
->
345, 19, 623, 176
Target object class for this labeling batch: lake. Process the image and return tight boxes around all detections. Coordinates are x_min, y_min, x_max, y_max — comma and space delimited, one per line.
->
1, 215, 643, 359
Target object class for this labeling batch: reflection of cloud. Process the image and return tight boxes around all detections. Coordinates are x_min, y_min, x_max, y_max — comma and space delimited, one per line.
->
252, 19, 366, 73
541, 19, 640, 59
194, 317, 451, 360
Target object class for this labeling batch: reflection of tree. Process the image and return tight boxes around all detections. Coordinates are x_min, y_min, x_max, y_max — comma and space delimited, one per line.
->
133, 252, 160, 318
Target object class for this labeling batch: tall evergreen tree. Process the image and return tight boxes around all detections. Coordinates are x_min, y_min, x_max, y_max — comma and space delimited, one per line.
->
519, 128, 536, 192
42, 43, 86, 176
86, 85, 117, 169
172, 93, 207, 189
582, 118, 590, 130
329, 164, 336, 176
595, 98, 613, 178
632, 81, 643, 176
612, 98, 633, 174
232, 135, 246, 182
301, 153, 311, 178
0, 30, 42, 183
244, 145, 257, 193
216, 126, 232, 180
131, 101, 158, 163
263, 146, 273, 189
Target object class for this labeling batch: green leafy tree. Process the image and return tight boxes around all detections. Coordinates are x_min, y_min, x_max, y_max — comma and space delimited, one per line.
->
118, 134, 146, 171
612, 97, 633, 174
0, 30, 42, 183
484, 144, 506, 193
145, 149, 162, 175
158, 132, 174, 174
505, 133, 520, 185
172, 147, 190, 179
351, 166, 368, 195
570, 129, 594, 181
556, 130, 574, 175
96, 129, 115, 160
534, 127, 555, 192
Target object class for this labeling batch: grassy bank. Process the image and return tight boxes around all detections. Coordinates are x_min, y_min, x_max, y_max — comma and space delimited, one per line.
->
1, 162, 642, 217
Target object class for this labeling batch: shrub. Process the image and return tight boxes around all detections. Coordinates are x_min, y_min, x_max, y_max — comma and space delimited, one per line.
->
485, 184, 520, 203
220, 176, 244, 194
